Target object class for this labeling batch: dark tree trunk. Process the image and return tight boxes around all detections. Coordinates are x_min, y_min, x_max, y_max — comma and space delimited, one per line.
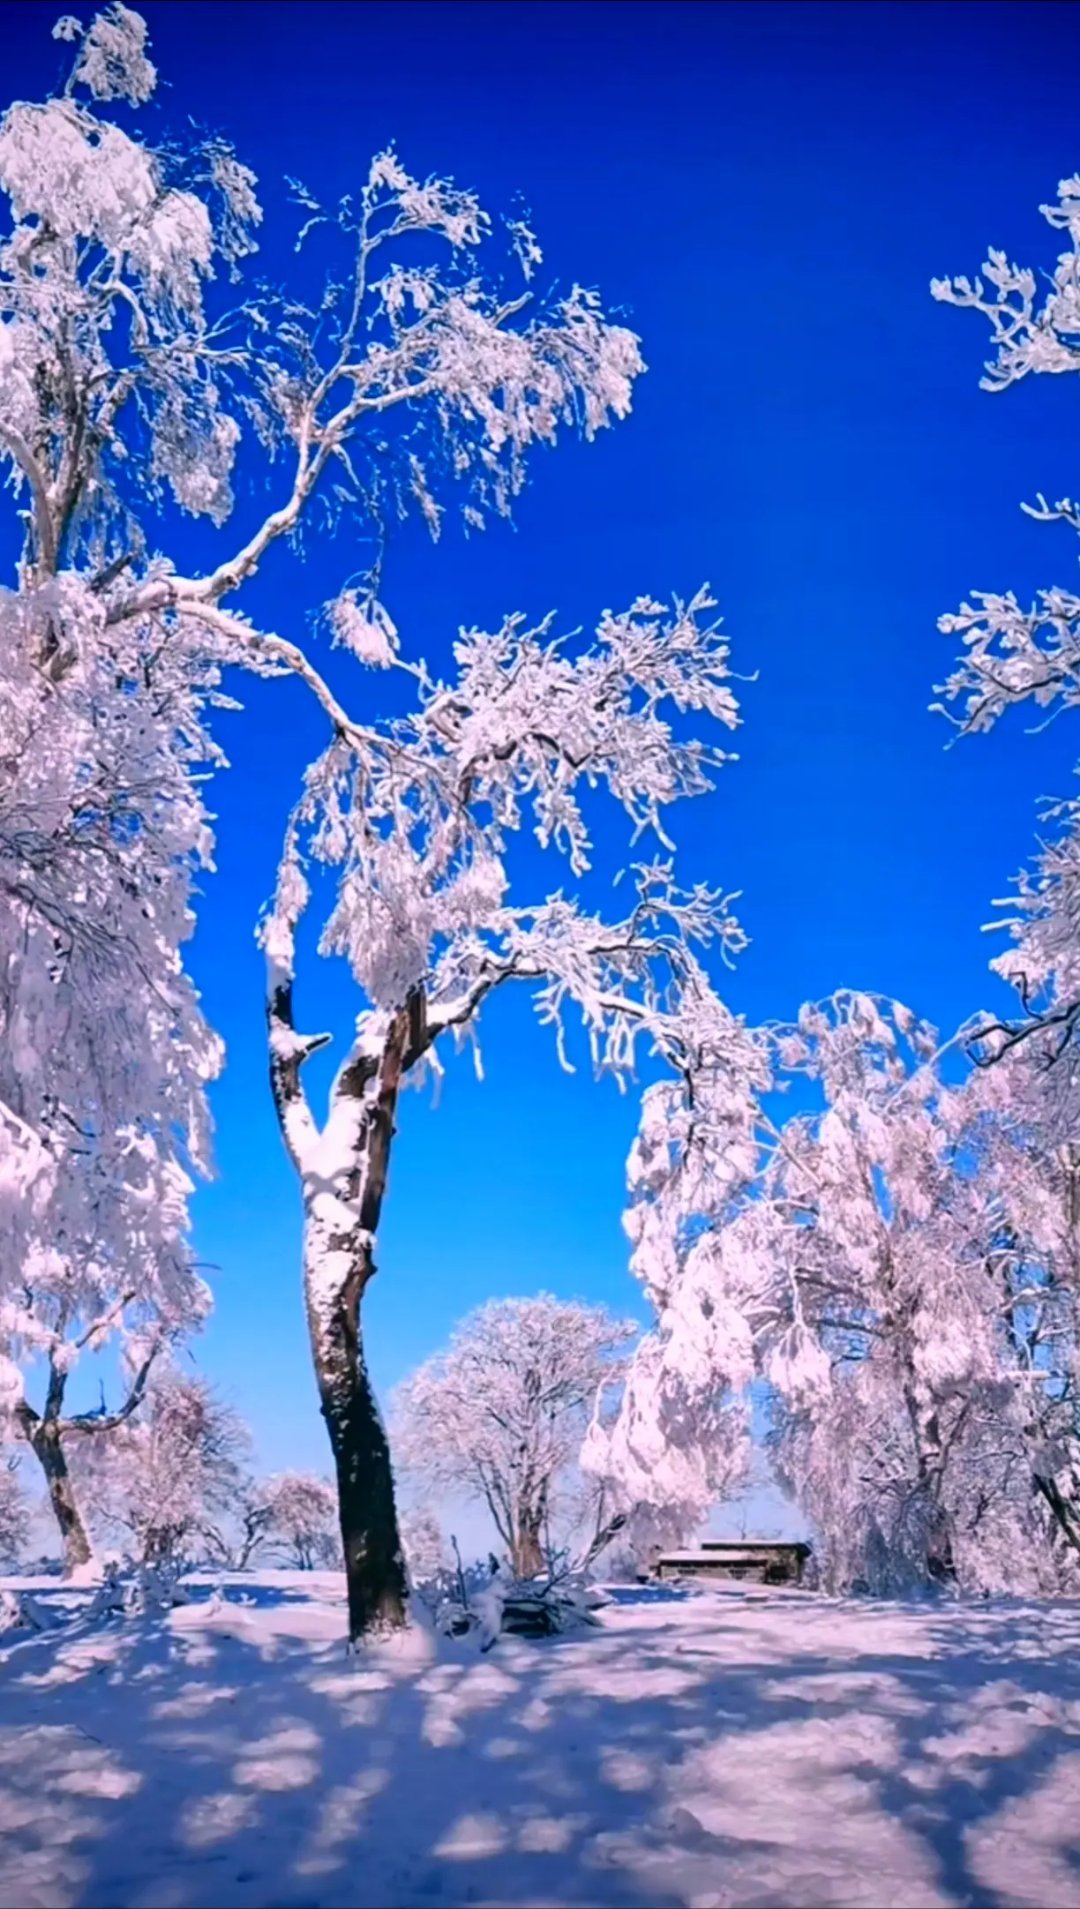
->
305, 1233, 408, 1639
29, 1425, 94, 1577
911, 1407, 956, 1585
1034, 1470, 1080, 1558
512, 1503, 547, 1579
299, 1001, 422, 1641
511, 1450, 551, 1579
270, 975, 432, 1642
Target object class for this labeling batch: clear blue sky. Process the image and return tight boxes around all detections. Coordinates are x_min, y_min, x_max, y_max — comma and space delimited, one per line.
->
7, 1, 1080, 1494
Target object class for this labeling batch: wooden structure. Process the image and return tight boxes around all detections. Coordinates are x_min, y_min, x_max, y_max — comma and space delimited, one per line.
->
653, 1539, 811, 1587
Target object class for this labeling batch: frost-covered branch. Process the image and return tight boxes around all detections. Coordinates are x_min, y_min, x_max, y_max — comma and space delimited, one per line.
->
934, 176, 1080, 1065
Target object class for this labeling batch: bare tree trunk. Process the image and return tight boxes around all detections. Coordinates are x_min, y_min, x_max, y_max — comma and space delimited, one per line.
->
272, 988, 424, 1640
305, 1228, 407, 1636
904, 1389, 957, 1585
28, 1424, 94, 1577
512, 1514, 546, 1580
16, 1356, 95, 1577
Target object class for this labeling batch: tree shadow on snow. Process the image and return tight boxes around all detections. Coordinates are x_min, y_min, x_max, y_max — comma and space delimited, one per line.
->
1, 1585, 1079, 1908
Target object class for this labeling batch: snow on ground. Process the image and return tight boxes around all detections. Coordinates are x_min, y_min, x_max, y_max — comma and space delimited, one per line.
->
1, 1573, 1079, 1909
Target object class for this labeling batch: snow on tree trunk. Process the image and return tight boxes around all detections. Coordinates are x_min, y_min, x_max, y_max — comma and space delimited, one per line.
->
270, 959, 416, 1639
303, 1223, 408, 1637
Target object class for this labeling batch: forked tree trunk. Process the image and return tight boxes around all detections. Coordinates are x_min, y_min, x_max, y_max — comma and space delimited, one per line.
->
271, 982, 426, 1642
16, 1338, 153, 1580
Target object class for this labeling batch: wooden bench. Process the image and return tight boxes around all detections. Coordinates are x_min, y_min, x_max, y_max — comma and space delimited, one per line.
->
653, 1539, 811, 1586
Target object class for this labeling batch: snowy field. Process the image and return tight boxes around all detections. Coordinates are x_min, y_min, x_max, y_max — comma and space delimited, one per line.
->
1, 1574, 1079, 1909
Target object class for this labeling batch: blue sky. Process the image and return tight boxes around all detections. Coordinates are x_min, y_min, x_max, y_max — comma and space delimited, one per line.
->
8, 2, 1080, 1515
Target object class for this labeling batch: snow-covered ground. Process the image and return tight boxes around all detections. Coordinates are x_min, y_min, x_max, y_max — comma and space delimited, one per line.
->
1, 1573, 1079, 1909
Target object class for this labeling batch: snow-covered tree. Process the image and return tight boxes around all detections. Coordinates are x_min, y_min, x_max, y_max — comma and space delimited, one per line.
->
933, 175, 1080, 1063
394, 1296, 635, 1578
398, 1504, 449, 1588
605, 987, 1080, 1594
0, 6, 644, 1581
750, 995, 991, 1589
0, 2, 231, 1566
254, 1471, 342, 1570
81, 1372, 249, 1567
203, 1469, 343, 1571
265, 587, 756, 1635
0, 1455, 30, 1568
955, 1043, 1080, 1573
581, 999, 771, 1545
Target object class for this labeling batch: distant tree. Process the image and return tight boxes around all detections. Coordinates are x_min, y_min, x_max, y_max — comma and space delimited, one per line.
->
0, 1455, 31, 1569
255, 1471, 342, 1571
398, 1505, 449, 1587
394, 1296, 636, 1579
202, 1481, 274, 1573
83, 1373, 249, 1567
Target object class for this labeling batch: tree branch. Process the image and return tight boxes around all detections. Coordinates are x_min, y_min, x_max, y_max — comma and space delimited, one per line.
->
59, 1341, 160, 1438
267, 966, 327, 1175
0, 423, 57, 575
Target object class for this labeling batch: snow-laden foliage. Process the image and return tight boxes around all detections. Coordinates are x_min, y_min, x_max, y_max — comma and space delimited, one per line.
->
763, 998, 1080, 1595
956, 1043, 1080, 1576
264, 587, 749, 1205
599, 990, 1080, 1594
0, 570, 225, 1571
78, 1373, 249, 1567
931, 175, 1080, 391
933, 179, 1080, 1062
1, 6, 639, 571
582, 1001, 772, 1543
266, 584, 743, 1054
393, 1296, 635, 1578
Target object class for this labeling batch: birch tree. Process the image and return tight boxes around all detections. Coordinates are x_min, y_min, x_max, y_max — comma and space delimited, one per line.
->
0, 5, 643, 1573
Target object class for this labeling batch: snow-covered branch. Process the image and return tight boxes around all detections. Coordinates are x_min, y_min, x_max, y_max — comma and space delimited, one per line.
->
934, 176, 1080, 1066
